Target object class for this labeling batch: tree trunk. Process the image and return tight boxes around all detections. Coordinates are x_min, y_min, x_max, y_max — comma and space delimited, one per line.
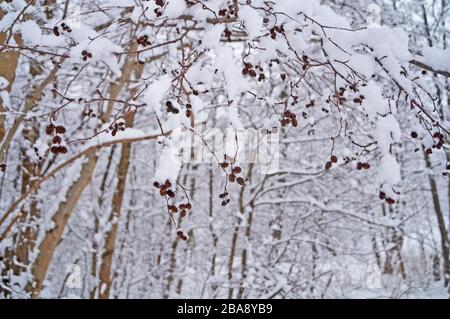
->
0, 18, 21, 144
27, 152, 99, 298
423, 148, 450, 287
90, 146, 116, 298
237, 163, 254, 299
12, 126, 42, 276
228, 163, 253, 299
163, 172, 189, 299
97, 113, 135, 299
25, 41, 139, 298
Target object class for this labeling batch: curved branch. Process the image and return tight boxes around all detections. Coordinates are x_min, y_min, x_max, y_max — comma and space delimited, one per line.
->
409, 59, 450, 78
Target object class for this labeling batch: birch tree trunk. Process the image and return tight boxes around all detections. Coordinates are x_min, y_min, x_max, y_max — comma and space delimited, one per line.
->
237, 163, 254, 299
423, 148, 450, 287
26, 41, 139, 298
97, 77, 140, 298
90, 147, 116, 298
0, 10, 20, 145
0, 6, 57, 296
228, 164, 254, 299
26, 152, 98, 298
97, 120, 133, 299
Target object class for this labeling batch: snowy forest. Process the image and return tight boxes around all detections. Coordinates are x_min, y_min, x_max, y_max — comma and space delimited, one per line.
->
0, 0, 449, 299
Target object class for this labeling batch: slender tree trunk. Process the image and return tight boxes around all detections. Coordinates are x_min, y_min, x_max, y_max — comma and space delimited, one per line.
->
228, 164, 253, 299
97, 113, 135, 299
208, 168, 219, 293
0, 12, 21, 144
163, 172, 189, 299
0, 8, 35, 236
0, 58, 60, 163
0, 26, 54, 295
237, 163, 254, 299
25, 41, 138, 298
423, 148, 450, 287
164, 229, 180, 299
1, 137, 42, 297
90, 146, 116, 298
447, 152, 450, 236
27, 152, 99, 298
227, 222, 240, 299
175, 165, 198, 296
12, 126, 42, 275
371, 234, 382, 270
96, 57, 142, 298
237, 201, 254, 299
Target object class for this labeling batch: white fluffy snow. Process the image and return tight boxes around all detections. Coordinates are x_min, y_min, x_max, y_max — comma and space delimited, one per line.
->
153, 139, 182, 186
143, 75, 172, 116
378, 153, 401, 185
360, 81, 390, 120
420, 47, 450, 72
0, 76, 9, 90
375, 114, 402, 154
0, 76, 11, 109
20, 20, 42, 45
239, 6, 263, 40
